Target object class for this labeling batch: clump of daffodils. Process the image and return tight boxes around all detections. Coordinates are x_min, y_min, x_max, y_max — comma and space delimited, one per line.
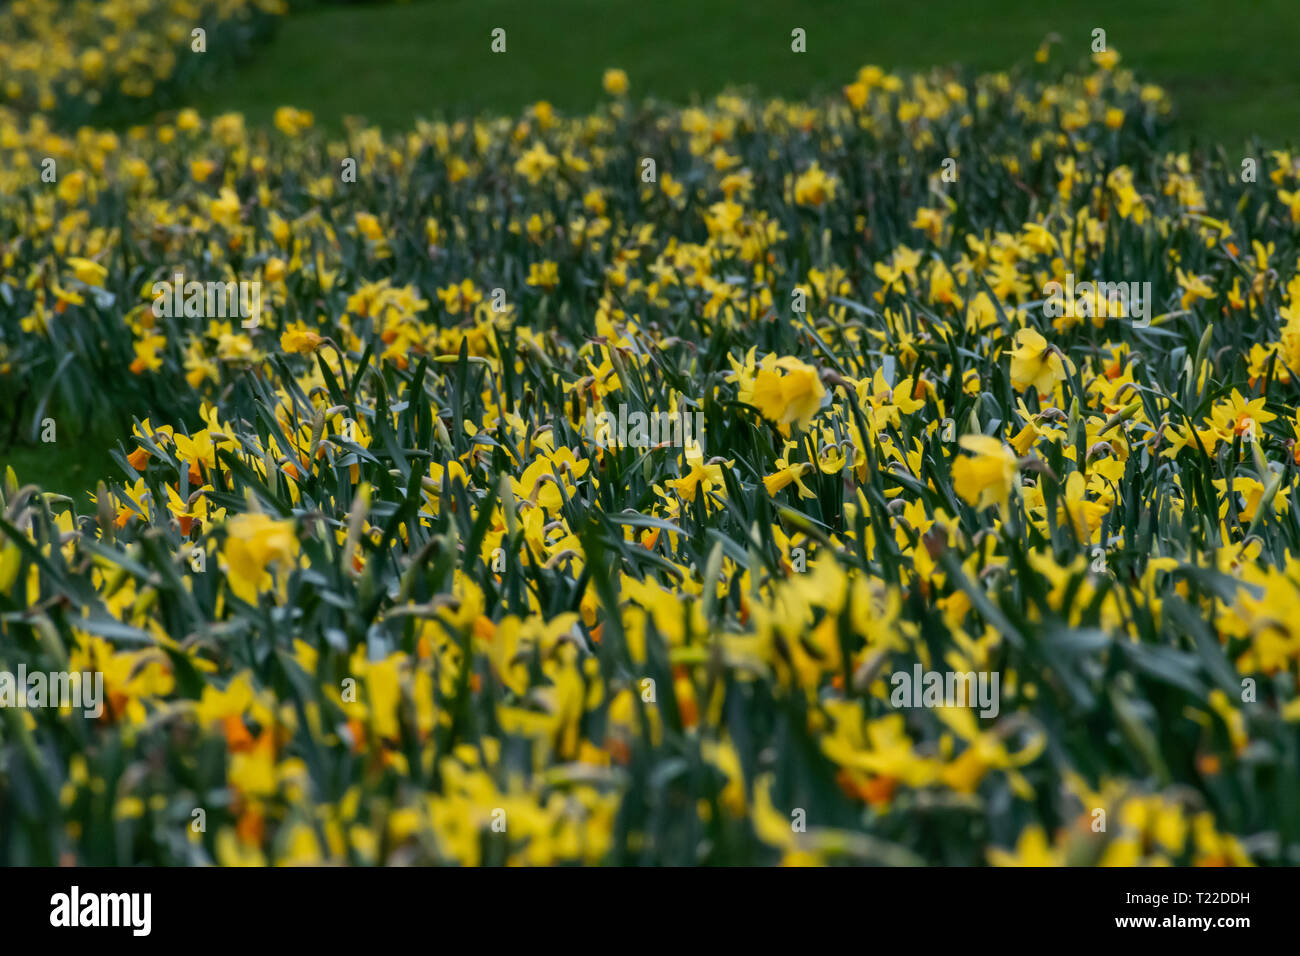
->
0, 45, 1288, 868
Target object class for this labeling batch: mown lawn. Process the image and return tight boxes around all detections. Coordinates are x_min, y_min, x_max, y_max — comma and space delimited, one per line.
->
4, 428, 123, 510
180, 0, 1300, 147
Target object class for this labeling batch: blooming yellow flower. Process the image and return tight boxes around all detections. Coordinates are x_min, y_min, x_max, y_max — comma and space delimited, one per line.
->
210, 187, 242, 229
602, 68, 629, 97
273, 106, 314, 137
952, 434, 1019, 510
281, 323, 323, 355
526, 260, 559, 291
223, 513, 299, 604
745, 356, 826, 430
1176, 267, 1216, 310
1009, 327, 1074, 396
794, 161, 837, 207
66, 256, 106, 287
355, 212, 385, 242
515, 141, 558, 185
987, 825, 1063, 866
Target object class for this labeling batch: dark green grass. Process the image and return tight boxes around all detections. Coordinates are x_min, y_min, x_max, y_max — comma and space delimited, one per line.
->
181, 0, 1300, 149
3, 429, 122, 510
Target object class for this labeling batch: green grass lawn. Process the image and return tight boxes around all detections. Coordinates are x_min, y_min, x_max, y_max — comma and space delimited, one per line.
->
181, 0, 1300, 148
5, 431, 122, 510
